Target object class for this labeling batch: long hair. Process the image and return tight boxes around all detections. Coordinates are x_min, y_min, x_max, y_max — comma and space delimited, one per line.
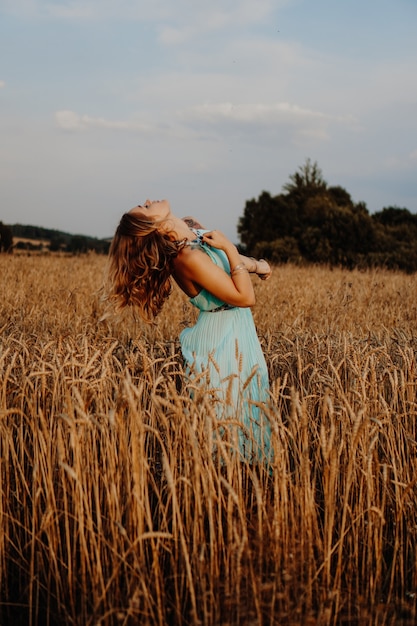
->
107, 211, 182, 322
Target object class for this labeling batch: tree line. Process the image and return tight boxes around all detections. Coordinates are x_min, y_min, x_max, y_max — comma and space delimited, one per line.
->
0, 222, 13, 253
0, 222, 110, 254
238, 159, 417, 272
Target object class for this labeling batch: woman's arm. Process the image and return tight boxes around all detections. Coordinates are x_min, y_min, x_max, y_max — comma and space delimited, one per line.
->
174, 230, 256, 307
181, 217, 272, 281
239, 254, 272, 280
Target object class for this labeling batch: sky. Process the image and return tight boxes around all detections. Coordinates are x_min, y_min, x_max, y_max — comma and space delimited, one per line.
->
1, 0, 416, 242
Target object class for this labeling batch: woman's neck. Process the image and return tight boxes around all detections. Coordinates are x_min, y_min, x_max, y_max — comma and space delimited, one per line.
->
163, 215, 197, 242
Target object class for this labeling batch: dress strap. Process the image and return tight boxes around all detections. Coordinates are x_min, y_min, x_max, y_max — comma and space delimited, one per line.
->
176, 228, 205, 249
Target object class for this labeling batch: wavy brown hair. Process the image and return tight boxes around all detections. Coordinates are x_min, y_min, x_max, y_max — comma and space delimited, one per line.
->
107, 211, 183, 322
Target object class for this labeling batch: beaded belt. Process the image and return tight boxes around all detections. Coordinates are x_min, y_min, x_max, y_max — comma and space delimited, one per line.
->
207, 303, 236, 312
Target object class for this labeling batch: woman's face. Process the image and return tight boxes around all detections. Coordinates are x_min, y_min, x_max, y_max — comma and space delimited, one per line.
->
130, 199, 171, 223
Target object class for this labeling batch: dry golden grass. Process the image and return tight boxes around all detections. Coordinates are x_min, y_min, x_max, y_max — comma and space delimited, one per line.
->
0, 253, 416, 625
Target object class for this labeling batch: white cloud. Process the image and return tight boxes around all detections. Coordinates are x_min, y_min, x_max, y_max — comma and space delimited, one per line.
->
54, 110, 153, 132
181, 101, 357, 145
52, 91, 359, 162
186, 101, 331, 124
0, 81, 5, 88
54, 101, 356, 144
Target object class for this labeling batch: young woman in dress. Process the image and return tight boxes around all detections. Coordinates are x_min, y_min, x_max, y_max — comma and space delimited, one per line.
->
107, 199, 272, 461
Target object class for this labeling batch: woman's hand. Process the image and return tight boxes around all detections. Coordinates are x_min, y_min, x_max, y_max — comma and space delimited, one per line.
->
255, 258, 272, 280
239, 254, 272, 280
174, 231, 255, 307
201, 230, 234, 252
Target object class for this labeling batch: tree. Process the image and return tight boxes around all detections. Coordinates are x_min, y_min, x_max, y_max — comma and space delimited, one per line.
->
252, 237, 301, 264
49, 236, 66, 252
282, 158, 327, 199
237, 160, 417, 271
0, 222, 13, 253
237, 192, 295, 252
373, 206, 417, 228
238, 160, 350, 258
328, 185, 353, 208
67, 235, 90, 254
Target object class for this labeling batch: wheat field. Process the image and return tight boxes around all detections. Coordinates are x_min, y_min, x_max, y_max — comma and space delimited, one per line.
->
0, 253, 416, 626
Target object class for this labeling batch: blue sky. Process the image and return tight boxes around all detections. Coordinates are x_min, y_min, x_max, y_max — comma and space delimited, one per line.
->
1, 0, 416, 241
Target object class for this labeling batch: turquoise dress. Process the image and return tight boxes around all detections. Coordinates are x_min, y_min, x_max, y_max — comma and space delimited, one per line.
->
179, 230, 272, 462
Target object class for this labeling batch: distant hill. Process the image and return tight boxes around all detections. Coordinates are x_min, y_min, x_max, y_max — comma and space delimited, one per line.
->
9, 223, 111, 254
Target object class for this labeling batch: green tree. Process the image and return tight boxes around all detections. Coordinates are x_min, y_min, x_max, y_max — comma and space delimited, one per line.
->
252, 236, 301, 264
371, 206, 417, 271
67, 235, 90, 254
49, 236, 66, 252
282, 158, 327, 199
0, 222, 13, 253
237, 160, 417, 271
237, 192, 295, 253
373, 206, 417, 228
327, 185, 355, 208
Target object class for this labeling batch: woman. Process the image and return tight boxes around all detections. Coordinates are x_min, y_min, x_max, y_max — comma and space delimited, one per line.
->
108, 199, 272, 461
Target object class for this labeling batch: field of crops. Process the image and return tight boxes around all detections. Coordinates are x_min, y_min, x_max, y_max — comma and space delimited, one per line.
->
0, 253, 416, 625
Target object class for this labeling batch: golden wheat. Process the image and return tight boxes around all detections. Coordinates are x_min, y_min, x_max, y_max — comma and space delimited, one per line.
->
0, 253, 416, 625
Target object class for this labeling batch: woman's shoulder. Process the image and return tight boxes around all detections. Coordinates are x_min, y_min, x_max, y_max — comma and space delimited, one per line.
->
174, 243, 205, 270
